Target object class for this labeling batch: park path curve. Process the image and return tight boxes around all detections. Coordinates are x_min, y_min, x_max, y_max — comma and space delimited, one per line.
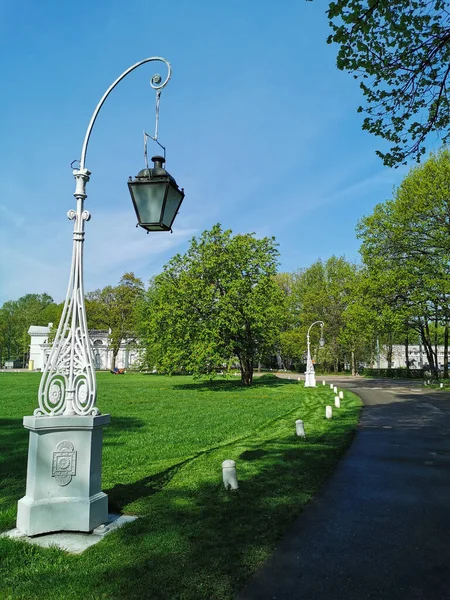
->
238, 377, 450, 600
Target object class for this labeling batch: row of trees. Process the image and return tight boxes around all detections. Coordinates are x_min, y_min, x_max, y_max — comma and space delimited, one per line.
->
2, 149, 449, 383
133, 147, 450, 383
0, 275, 144, 371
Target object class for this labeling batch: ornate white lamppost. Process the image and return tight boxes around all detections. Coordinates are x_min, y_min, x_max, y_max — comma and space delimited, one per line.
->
17, 57, 184, 536
304, 321, 325, 388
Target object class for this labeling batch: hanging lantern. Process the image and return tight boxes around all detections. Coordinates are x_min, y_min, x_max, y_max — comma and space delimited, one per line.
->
128, 155, 185, 232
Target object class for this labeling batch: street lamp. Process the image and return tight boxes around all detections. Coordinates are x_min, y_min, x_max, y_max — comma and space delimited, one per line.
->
304, 321, 325, 388
17, 57, 181, 537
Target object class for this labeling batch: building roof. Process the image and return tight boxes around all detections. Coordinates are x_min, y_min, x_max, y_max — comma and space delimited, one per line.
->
28, 325, 51, 335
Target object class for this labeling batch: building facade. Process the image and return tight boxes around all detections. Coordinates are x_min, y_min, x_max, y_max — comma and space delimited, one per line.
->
28, 324, 140, 371
378, 344, 446, 370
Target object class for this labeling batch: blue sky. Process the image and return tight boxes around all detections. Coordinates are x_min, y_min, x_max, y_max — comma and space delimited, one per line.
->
0, 0, 415, 304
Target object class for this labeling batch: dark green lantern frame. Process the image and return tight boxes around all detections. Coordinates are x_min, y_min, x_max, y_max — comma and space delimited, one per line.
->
128, 155, 185, 232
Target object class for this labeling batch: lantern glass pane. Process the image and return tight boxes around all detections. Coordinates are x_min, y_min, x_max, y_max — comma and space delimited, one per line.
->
131, 182, 167, 224
162, 184, 184, 228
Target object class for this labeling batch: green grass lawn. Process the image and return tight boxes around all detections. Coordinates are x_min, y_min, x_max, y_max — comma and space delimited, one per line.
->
0, 372, 361, 600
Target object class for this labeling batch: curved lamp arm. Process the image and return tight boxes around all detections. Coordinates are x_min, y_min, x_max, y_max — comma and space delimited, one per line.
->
80, 56, 171, 170
307, 320, 324, 337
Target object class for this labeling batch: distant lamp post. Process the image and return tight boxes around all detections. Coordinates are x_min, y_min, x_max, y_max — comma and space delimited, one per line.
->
128, 155, 184, 232
304, 321, 325, 388
17, 57, 181, 537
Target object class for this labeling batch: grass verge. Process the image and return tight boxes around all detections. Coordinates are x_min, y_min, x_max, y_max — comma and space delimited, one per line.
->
0, 372, 361, 600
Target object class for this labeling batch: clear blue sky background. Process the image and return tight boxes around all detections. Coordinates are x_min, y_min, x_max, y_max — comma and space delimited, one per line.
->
0, 0, 418, 305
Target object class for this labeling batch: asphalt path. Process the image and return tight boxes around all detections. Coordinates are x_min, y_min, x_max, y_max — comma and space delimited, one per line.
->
238, 377, 450, 600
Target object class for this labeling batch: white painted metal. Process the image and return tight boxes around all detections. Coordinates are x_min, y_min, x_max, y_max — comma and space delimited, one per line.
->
334, 396, 340, 408
326, 406, 332, 419
304, 321, 324, 388
36, 57, 171, 417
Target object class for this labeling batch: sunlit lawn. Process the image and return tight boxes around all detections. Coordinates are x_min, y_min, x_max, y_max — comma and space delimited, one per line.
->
0, 372, 361, 600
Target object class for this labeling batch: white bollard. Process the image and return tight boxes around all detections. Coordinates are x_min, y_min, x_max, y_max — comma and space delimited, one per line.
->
335, 396, 340, 408
333, 386, 338, 394
295, 419, 306, 438
329, 384, 334, 390
298, 377, 301, 382
440, 383, 444, 388
326, 405, 332, 419
339, 390, 344, 399
222, 460, 238, 490
323, 380, 326, 386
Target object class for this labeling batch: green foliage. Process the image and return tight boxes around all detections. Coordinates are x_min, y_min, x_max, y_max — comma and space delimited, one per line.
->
86, 273, 144, 369
0, 372, 361, 600
357, 148, 450, 374
0, 294, 61, 365
141, 224, 284, 385
326, 0, 450, 166
362, 367, 425, 378
282, 257, 363, 372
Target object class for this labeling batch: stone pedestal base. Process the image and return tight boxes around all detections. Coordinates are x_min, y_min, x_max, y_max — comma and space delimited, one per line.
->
304, 370, 317, 387
17, 414, 110, 536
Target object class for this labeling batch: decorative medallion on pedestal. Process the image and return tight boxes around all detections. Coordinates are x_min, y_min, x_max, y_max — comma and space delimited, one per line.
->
52, 441, 77, 486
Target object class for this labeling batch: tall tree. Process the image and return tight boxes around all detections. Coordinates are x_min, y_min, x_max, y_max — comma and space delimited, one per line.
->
142, 224, 284, 386
326, 0, 450, 166
86, 273, 145, 370
290, 257, 360, 372
357, 148, 450, 376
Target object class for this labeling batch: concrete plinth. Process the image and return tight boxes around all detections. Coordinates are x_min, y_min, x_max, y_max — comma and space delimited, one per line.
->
17, 413, 110, 536
304, 371, 316, 387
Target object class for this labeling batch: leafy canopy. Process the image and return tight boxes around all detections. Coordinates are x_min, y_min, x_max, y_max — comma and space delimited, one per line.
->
357, 148, 450, 372
142, 224, 284, 385
327, 0, 450, 166
86, 272, 144, 369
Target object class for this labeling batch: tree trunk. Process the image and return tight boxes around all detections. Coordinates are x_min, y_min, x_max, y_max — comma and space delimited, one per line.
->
239, 355, 253, 386
405, 331, 410, 376
423, 320, 439, 378
435, 312, 439, 374
351, 350, 356, 376
444, 323, 449, 379
111, 345, 120, 370
387, 343, 393, 369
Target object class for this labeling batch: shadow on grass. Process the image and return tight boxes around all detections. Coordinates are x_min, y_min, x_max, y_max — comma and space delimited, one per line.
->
0, 418, 28, 474
96, 417, 358, 600
106, 459, 190, 513
173, 374, 296, 393
0, 404, 360, 600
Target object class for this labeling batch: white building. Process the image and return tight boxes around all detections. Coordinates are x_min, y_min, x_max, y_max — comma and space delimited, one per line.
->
378, 344, 446, 370
28, 324, 140, 371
